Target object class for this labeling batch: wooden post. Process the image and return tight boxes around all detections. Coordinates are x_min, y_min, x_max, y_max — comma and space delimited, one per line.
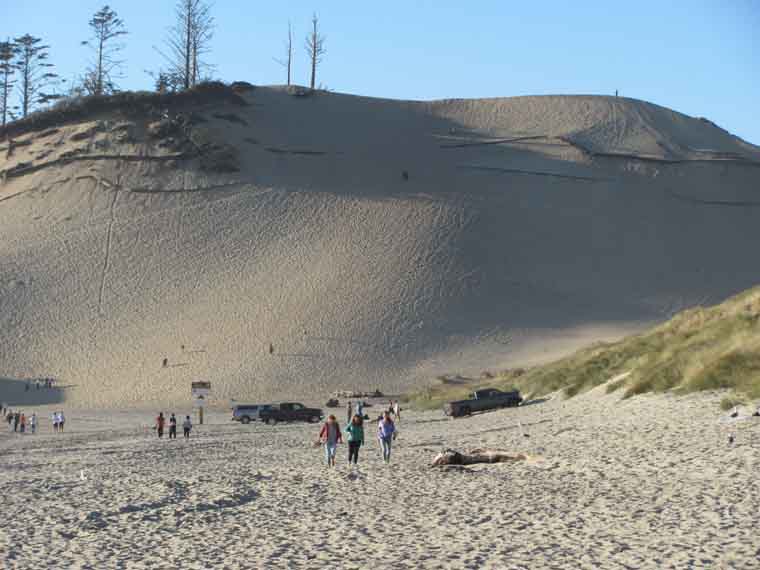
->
199, 407, 204, 425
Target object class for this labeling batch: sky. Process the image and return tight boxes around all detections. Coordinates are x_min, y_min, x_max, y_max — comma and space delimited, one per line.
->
2, 0, 759, 144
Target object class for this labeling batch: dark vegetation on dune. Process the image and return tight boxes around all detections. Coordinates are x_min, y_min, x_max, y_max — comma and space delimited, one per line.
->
408, 286, 760, 410
0, 81, 255, 141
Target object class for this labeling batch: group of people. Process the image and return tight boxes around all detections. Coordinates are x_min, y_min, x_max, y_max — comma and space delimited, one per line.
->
319, 410, 397, 467
345, 399, 401, 424
5, 409, 37, 434
24, 378, 56, 391
155, 412, 193, 439
3, 407, 64, 434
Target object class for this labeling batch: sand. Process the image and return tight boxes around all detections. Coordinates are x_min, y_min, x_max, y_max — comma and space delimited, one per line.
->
2, 389, 758, 569
2, 87, 760, 407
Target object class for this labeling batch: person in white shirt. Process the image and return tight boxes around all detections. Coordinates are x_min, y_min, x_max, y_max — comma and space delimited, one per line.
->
57, 411, 66, 433
29, 413, 37, 434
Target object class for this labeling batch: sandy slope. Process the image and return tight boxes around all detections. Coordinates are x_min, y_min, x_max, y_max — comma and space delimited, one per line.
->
1, 391, 758, 569
1, 87, 759, 406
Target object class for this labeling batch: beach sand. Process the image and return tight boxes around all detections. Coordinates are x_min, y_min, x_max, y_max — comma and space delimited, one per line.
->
2, 390, 758, 569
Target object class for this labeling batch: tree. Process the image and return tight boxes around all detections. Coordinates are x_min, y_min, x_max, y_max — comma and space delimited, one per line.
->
0, 39, 17, 126
158, 0, 214, 90
81, 5, 127, 96
304, 13, 326, 90
273, 21, 293, 86
13, 34, 60, 118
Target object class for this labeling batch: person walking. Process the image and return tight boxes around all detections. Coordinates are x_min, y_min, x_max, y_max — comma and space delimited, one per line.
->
52, 412, 59, 433
19, 413, 26, 433
356, 400, 364, 419
345, 414, 365, 466
182, 415, 192, 438
155, 412, 165, 438
13, 412, 20, 433
346, 400, 353, 424
318, 415, 342, 468
168, 414, 178, 439
29, 413, 37, 435
393, 400, 401, 422
377, 412, 396, 464
57, 411, 66, 433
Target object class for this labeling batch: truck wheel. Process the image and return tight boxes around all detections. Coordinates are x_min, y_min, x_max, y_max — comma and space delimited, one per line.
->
462, 406, 471, 416
266, 417, 277, 426
241, 416, 251, 424
308, 415, 319, 423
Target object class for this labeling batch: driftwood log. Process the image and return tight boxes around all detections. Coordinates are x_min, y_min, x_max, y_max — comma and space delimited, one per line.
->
432, 448, 528, 467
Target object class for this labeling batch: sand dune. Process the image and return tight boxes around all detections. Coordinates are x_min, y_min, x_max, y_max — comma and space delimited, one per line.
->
1, 86, 759, 407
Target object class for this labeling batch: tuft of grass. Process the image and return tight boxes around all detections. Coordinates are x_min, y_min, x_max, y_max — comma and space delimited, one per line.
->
406, 285, 760, 408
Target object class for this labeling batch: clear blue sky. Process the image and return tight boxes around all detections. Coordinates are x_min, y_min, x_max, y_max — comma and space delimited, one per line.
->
3, 0, 759, 144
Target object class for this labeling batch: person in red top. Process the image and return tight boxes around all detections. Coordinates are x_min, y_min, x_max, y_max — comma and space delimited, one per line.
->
156, 412, 166, 438
318, 415, 343, 467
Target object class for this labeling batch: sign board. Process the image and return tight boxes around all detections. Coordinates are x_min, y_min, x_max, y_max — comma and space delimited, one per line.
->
191, 381, 211, 407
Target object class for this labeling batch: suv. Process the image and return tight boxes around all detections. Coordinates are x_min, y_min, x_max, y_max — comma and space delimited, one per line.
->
231, 404, 272, 424
258, 402, 323, 425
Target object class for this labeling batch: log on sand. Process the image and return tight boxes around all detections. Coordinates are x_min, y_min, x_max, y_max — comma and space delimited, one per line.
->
431, 448, 529, 467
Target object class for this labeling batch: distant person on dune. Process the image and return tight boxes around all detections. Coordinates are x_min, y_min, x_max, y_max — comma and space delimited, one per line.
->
319, 415, 342, 468
183, 415, 192, 438
345, 414, 365, 466
377, 412, 397, 464
168, 414, 178, 439
156, 412, 165, 438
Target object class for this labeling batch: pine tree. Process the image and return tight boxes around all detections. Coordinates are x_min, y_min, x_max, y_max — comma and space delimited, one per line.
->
0, 39, 18, 126
82, 5, 128, 96
14, 34, 60, 117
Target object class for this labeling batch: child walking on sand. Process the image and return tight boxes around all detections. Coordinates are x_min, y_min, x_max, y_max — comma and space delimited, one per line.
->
377, 412, 396, 464
345, 414, 365, 466
319, 415, 342, 468
183, 415, 192, 438
156, 412, 165, 438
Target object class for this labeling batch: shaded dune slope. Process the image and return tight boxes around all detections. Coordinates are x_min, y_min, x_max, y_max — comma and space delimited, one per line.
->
1, 86, 759, 407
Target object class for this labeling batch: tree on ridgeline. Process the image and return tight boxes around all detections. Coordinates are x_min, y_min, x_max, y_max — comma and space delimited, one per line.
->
0, 39, 18, 126
81, 5, 128, 96
274, 21, 294, 86
305, 13, 326, 90
13, 34, 61, 117
157, 0, 215, 90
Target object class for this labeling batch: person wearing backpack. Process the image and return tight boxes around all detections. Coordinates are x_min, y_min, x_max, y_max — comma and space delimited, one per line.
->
345, 414, 365, 466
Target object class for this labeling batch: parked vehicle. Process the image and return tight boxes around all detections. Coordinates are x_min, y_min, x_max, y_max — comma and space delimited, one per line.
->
231, 404, 272, 424
259, 402, 323, 425
444, 388, 522, 418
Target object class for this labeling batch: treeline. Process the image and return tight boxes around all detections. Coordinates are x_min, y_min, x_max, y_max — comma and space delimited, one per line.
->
1, 1, 328, 126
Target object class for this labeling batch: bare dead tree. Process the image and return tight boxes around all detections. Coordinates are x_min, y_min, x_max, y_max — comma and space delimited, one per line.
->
273, 21, 293, 86
304, 13, 326, 90
156, 0, 215, 90
0, 39, 18, 126
81, 5, 128, 96
13, 34, 61, 117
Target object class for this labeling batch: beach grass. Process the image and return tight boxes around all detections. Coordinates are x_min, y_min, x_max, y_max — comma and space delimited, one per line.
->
406, 285, 760, 408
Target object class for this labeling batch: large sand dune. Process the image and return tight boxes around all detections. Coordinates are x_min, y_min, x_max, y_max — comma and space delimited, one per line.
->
1, 86, 759, 407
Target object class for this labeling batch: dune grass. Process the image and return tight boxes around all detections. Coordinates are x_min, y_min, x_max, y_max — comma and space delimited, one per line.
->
406, 285, 760, 408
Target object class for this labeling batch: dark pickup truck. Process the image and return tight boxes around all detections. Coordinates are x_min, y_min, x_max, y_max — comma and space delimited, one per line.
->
444, 388, 523, 418
258, 402, 323, 425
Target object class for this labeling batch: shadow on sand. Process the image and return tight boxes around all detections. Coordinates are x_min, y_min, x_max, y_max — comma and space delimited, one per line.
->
0, 377, 66, 407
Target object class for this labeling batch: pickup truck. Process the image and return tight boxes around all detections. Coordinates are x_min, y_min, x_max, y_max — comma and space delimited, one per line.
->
258, 402, 324, 425
444, 388, 522, 418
